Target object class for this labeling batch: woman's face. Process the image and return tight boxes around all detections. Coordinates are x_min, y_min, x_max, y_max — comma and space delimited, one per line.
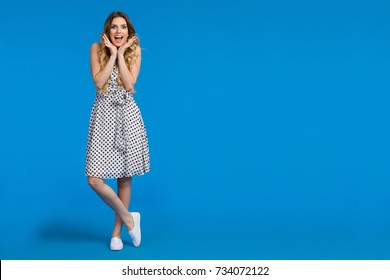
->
109, 17, 129, 47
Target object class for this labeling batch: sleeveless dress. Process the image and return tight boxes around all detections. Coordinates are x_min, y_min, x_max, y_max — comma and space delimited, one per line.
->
85, 64, 150, 178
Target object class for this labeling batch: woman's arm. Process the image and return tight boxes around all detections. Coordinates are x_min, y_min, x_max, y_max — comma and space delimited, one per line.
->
90, 40, 117, 89
117, 45, 142, 91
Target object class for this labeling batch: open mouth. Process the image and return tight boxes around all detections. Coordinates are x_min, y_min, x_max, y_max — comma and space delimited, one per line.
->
114, 35, 123, 44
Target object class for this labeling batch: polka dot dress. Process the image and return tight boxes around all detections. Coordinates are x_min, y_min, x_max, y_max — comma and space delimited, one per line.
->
85, 65, 150, 178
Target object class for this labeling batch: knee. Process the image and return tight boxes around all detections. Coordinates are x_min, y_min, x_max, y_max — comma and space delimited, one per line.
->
88, 177, 103, 190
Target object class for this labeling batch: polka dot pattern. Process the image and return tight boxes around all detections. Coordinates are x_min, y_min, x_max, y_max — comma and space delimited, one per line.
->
85, 65, 150, 178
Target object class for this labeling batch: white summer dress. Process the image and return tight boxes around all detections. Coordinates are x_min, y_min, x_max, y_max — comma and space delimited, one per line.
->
85, 64, 150, 178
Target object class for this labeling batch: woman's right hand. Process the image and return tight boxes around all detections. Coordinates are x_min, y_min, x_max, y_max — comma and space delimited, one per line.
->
102, 34, 117, 57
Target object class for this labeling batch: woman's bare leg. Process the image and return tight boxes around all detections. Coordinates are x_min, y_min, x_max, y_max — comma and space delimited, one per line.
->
87, 176, 134, 231
111, 177, 132, 238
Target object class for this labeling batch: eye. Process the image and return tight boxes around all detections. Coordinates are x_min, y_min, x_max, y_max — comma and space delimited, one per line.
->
121, 25, 127, 29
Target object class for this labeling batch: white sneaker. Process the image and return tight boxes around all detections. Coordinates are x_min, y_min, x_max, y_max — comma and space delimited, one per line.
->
110, 237, 123, 251
128, 212, 141, 247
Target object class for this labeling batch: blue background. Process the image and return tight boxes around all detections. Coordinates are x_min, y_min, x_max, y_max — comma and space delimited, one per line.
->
0, 0, 390, 259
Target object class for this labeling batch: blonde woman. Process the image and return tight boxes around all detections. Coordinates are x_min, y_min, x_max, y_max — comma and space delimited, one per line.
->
85, 11, 150, 250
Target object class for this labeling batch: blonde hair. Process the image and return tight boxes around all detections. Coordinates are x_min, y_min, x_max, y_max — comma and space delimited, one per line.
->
98, 11, 140, 92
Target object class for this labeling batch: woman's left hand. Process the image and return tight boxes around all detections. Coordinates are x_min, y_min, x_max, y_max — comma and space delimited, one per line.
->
118, 36, 138, 57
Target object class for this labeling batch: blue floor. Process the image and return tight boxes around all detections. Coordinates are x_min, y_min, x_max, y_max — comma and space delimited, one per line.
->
1, 176, 390, 260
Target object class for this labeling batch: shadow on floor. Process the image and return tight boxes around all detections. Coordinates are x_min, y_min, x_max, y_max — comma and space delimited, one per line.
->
38, 218, 107, 244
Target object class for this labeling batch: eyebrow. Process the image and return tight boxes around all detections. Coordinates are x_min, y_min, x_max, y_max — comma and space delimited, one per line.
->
111, 24, 127, 27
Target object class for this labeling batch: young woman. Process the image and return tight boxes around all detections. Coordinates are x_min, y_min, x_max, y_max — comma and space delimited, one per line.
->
85, 11, 150, 250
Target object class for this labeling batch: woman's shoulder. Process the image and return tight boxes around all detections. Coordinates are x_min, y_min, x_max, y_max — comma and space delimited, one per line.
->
135, 44, 141, 55
90, 42, 102, 52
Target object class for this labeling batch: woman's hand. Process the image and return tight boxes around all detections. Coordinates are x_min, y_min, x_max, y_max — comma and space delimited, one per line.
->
102, 34, 117, 57
118, 36, 138, 57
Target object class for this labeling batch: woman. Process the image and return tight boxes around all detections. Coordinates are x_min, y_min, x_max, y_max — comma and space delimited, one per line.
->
85, 11, 150, 251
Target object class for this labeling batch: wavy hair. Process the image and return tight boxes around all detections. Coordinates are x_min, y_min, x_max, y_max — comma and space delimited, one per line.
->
98, 11, 140, 92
